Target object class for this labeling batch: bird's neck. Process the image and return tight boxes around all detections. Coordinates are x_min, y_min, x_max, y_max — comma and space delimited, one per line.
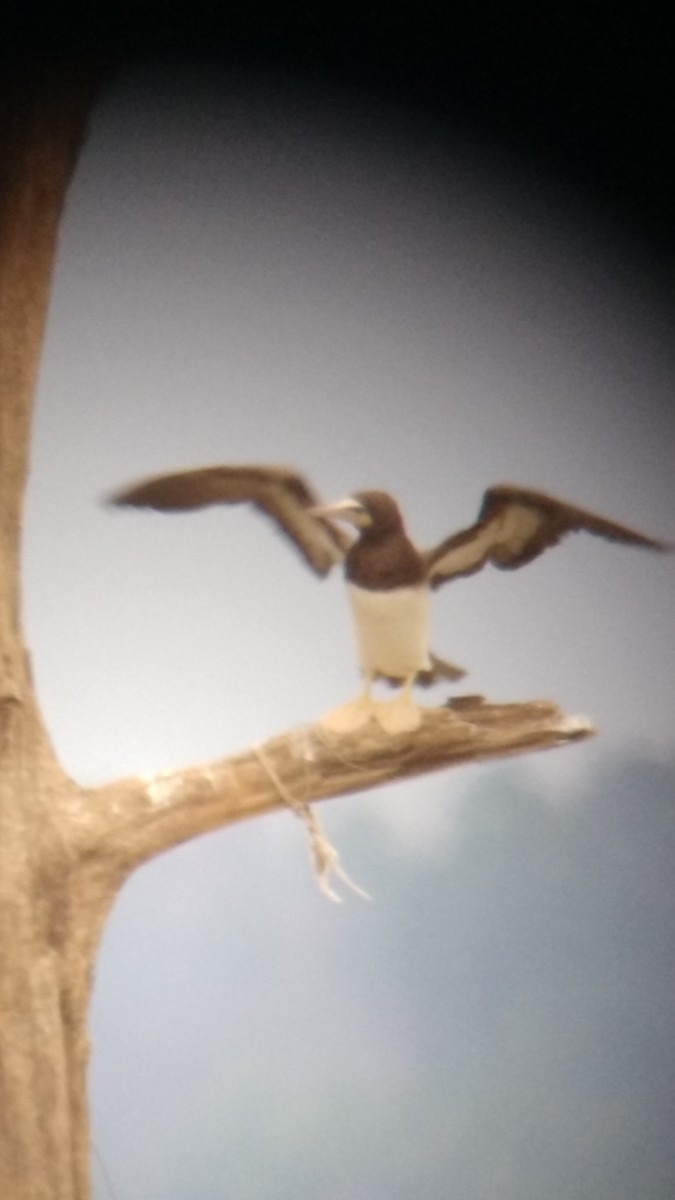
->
345, 527, 425, 590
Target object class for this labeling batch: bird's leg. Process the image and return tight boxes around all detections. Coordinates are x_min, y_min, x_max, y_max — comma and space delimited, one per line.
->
374, 673, 422, 733
319, 673, 377, 733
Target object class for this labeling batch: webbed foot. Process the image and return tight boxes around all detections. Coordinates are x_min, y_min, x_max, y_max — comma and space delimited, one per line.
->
373, 694, 422, 734
319, 696, 376, 733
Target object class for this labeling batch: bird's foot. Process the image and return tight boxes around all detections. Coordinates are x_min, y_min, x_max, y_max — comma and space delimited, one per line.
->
373, 693, 422, 734
319, 695, 377, 733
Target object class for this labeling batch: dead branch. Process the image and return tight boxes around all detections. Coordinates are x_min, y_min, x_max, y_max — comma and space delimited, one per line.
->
80, 696, 593, 873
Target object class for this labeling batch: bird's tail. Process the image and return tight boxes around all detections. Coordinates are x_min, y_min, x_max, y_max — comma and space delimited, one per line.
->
376, 652, 467, 688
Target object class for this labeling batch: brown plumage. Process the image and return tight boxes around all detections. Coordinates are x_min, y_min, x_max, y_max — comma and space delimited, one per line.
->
424, 484, 669, 587
110, 466, 669, 586
109, 465, 349, 576
110, 465, 669, 704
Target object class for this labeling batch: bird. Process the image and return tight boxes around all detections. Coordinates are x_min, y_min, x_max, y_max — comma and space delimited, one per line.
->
109, 466, 669, 734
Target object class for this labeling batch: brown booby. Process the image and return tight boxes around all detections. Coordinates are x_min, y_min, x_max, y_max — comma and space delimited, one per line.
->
110, 467, 669, 734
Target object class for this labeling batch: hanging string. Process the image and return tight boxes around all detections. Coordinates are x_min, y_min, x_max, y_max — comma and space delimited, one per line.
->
252, 741, 370, 903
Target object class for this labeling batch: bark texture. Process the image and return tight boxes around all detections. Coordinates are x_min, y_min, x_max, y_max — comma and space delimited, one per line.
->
0, 63, 103, 1200
0, 65, 593, 1200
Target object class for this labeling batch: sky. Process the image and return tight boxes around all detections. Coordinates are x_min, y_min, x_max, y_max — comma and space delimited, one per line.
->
21, 59, 675, 1200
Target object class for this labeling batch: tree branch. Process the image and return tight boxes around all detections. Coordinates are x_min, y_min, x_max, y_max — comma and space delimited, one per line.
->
80, 697, 593, 872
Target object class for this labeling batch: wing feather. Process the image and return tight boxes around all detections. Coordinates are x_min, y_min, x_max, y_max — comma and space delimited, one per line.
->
108, 465, 351, 576
425, 485, 670, 588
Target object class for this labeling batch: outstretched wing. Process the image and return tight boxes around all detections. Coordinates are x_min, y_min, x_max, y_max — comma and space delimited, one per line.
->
109, 464, 351, 576
425, 484, 670, 589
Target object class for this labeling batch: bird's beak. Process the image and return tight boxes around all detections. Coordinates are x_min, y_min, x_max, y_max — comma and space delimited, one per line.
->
309, 498, 368, 528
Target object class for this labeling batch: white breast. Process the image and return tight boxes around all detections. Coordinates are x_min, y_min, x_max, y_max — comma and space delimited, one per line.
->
347, 583, 431, 678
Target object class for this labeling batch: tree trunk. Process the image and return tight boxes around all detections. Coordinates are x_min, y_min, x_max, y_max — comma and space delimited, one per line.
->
0, 63, 105, 1200
0, 61, 593, 1200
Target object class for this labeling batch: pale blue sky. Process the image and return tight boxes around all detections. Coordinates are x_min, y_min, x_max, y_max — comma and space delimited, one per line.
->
22, 64, 675, 1199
